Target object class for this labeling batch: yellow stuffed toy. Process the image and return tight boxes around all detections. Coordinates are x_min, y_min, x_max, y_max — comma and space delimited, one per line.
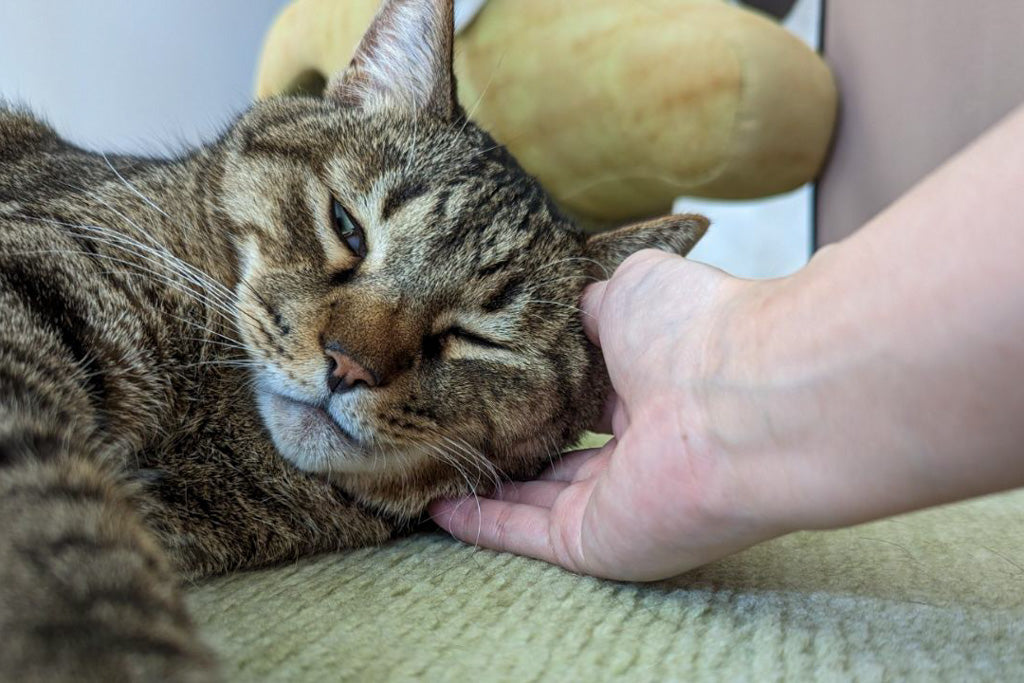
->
256, 0, 836, 224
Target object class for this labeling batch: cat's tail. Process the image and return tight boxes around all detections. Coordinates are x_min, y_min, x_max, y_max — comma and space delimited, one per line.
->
0, 450, 218, 682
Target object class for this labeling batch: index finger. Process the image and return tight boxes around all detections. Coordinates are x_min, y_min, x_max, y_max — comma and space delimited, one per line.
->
429, 497, 557, 562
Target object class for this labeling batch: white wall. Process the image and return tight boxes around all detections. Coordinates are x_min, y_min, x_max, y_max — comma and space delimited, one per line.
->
0, 0, 288, 154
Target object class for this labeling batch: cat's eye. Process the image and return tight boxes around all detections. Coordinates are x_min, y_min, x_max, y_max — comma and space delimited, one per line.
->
331, 198, 367, 258
448, 327, 508, 351
424, 327, 509, 359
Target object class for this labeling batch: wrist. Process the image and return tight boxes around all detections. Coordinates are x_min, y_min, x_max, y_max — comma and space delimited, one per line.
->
695, 240, 1006, 536
673, 271, 804, 540
691, 249, 871, 536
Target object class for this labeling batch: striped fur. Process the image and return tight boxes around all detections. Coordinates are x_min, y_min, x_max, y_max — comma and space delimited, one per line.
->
0, 0, 706, 678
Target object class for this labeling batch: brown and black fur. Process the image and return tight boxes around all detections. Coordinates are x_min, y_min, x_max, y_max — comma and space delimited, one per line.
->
0, 0, 706, 679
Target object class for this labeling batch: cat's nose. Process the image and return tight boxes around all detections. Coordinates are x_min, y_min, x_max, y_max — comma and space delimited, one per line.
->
324, 345, 377, 393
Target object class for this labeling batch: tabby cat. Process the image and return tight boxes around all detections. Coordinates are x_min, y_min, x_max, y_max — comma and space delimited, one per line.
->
0, 0, 706, 679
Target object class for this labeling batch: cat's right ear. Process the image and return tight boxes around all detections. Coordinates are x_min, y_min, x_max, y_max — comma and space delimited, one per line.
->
582, 214, 709, 279
324, 0, 457, 119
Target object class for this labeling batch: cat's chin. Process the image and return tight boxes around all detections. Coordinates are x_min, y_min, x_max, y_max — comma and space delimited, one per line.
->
256, 391, 391, 476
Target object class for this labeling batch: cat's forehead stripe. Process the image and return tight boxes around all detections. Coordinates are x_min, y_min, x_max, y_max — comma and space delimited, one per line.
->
475, 257, 512, 279
381, 180, 429, 221
481, 276, 525, 313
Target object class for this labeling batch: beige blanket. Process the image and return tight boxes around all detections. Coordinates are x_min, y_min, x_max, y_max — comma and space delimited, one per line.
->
189, 490, 1024, 681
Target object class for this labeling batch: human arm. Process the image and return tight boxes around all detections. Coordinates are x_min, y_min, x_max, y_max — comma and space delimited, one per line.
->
430, 103, 1024, 581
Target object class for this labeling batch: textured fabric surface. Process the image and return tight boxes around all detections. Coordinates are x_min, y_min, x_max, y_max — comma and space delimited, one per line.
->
188, 490, 1024, 681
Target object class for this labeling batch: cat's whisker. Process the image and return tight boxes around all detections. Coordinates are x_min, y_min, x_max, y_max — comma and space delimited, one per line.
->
166, 313, 244, 348
421, 444, 467, 491
180, 364, 258, 374
460, 445, 505, 495
68, 199, 237, 303
179, 360, 261, 370
519, 298, 596, 319
92, 238, 238, 320
533, 255, 613, 281
428, 439, 482, 488
3, 246, 238, 323
542, 440, 564, 475
456, 49, 507, 136
441, 434, 507, 494
94, 252, 245, 325
180, 338, 251, 354
78, 225, 268, 333
51, 179, 275, 340
102, 154, 179, 227
423, 443, 484, 548
43, 183, 237, 303
14, 215, 244, 323
430, 436, 480, 483
529, 273, 602, 291
179, 355, 255, 365
466, 129, 529, 161
426, 435, 496, 499
530, 268, 599, 283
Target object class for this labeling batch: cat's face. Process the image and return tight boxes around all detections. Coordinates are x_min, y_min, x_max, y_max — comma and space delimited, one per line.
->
216, 0, 706, 516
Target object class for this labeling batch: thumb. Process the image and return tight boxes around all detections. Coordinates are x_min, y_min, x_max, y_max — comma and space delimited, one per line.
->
580, 280, 608, 347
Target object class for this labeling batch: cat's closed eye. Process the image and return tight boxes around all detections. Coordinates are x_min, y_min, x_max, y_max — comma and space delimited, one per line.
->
446, 326, 508, 351
422, 327, 509, 360
331, 198, 366, 258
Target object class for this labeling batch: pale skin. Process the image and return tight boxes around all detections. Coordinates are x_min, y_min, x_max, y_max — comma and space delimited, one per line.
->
429, 103, 1024, 582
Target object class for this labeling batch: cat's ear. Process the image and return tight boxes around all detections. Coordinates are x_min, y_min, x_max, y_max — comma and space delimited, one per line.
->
583, 214, 709, 278
325, 0, 457, 118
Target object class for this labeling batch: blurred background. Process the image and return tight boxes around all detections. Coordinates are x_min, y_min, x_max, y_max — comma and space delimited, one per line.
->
0, 1, 288, 154
0, 0, 821, 279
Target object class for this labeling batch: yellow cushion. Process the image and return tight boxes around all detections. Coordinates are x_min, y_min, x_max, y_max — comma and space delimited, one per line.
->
255, 0, 837, 224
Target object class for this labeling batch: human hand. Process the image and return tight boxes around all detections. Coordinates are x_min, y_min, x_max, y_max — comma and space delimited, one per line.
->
429, 249, 784, 581
433, 106, 1024, 579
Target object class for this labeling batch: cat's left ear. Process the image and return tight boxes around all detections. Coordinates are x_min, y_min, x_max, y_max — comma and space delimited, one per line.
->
325, 0, 457, 118
583, 214, 709, 278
